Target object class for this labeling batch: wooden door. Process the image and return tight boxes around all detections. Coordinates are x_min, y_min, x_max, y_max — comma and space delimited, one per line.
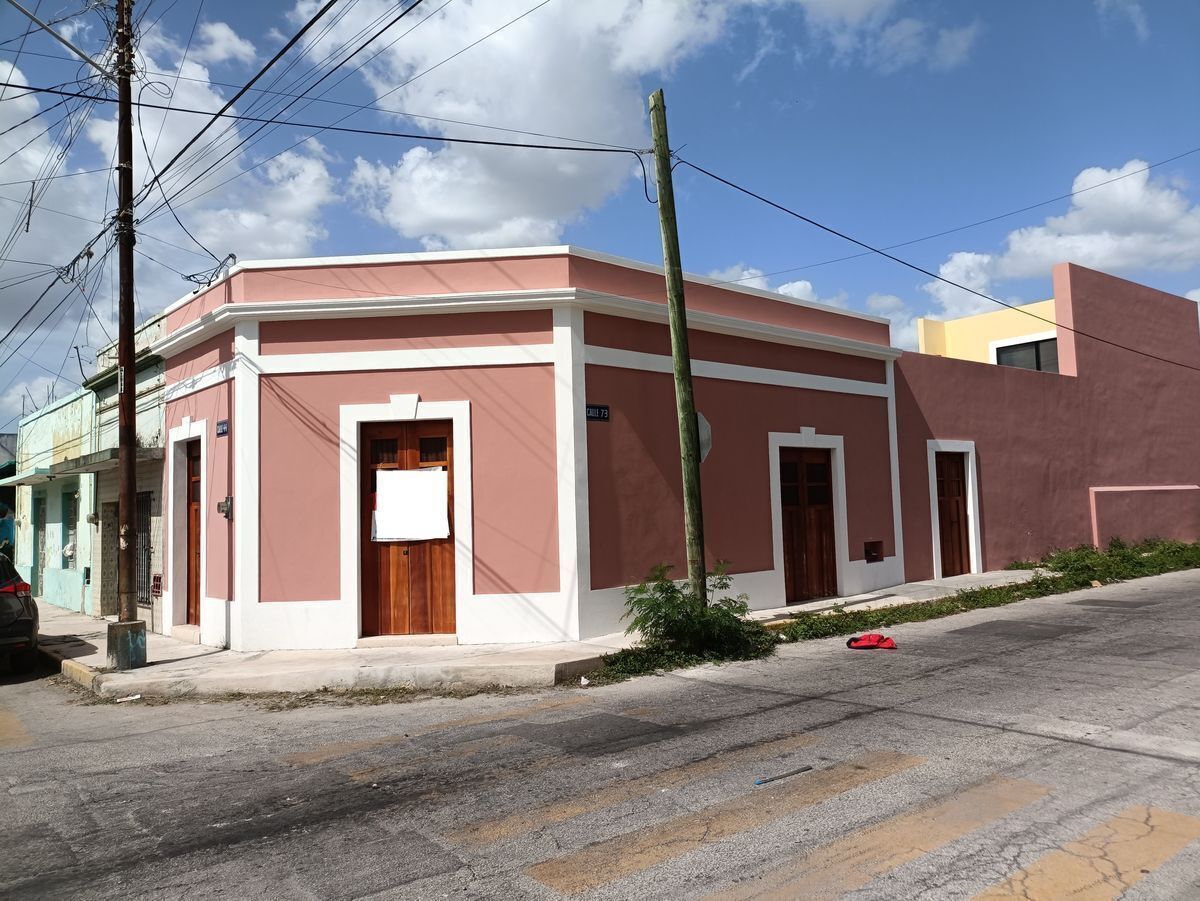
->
360, 421, 455, 636
780, 448, 838, 602
936, 452, 970, 577
186, 440, 201, 626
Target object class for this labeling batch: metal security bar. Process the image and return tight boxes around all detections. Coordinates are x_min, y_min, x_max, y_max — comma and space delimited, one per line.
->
136, 491, 152, 604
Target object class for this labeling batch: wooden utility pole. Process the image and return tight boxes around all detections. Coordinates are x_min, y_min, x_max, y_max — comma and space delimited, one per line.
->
648, 88, 707, 603
111, 0, 146, 666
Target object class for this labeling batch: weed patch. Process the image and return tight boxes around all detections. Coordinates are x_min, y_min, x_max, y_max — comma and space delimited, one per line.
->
587, 565, 777, 684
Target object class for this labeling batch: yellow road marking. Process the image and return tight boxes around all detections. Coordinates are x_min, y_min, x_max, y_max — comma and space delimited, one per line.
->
282, 695, 588, 766
975, 805, 1200, 901
0, 708, 31, 750
523, 750, 923, 895
456, 733, 818, 847
709, 776, 1048, 901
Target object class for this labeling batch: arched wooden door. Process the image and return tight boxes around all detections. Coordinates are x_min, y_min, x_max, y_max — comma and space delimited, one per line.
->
360, 421, 455, 636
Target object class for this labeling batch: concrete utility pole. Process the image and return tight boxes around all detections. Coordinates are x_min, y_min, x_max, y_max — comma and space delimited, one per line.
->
111, 0, 146, 667
648, 88, 707, 603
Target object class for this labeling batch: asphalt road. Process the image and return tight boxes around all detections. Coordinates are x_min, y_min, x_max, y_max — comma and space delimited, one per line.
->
3, 570, 1200, 900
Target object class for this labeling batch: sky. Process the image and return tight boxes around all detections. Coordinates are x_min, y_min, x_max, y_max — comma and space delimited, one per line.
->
0, 0, 1198, 427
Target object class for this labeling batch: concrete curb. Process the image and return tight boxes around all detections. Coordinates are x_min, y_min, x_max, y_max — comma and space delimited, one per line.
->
38, 640, 604, 698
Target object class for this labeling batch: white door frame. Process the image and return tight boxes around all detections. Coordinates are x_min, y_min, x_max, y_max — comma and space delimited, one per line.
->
927, 439, 982, 579
769, 429, 849, 599
165, 417, 207, 635
339, 395, 472, 639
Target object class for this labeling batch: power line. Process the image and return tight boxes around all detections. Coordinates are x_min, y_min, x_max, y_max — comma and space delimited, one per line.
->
723, 145, 1200, 286
136, 82, 220, 262
144, 0, 433, 225
143, 0, 566, 220
0, 82, 642, 155
8, 43, 633, 148
126, 0, 344, 212
0, 166, 109, 187
679, 158, 1200, 374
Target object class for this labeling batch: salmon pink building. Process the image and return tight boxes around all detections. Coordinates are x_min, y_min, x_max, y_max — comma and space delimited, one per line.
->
153, 248, 1200, 651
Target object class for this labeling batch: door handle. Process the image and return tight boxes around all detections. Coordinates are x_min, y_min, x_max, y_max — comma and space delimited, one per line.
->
402, 548, 409, 556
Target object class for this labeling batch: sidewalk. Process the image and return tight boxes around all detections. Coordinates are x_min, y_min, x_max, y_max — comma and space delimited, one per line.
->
36, 568, 1040, 698
35, 604, 634, 699
746, 568, 1046, 622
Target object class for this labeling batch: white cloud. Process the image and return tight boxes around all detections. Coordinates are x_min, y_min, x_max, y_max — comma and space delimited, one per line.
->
1186, 289, 1200, 302
999, 162, 1200, 276
0, 27, 336, 413
190, 22, 257, 66
869, 17, 980, 73
865, 292, 917, 348
735, 22, 780, 83
1095, 0, 1149, 41
870, 18, 927, 72
923, 250, 998, 319
708, 263, 770, 291
777, 278, 848, 308
298, 0, 980, 250
923, 161, 1200, 318
931, 22, 982, 70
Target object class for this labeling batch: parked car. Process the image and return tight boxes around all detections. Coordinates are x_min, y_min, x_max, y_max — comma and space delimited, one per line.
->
0, 554, 37, 674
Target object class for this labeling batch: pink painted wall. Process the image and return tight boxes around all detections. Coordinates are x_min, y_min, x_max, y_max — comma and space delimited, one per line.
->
586, 364, 894, 589
164, 255, 571, 333
585, 313, 887, 383
164, 251, 887, 348
257, 366, 559, 602
258, 310, 552, 355
897, 264, 1200, 577
164, 329, 233, 384
163, 381, 234, 600
569, 256, 892, 347
1093, 488, 1200, 547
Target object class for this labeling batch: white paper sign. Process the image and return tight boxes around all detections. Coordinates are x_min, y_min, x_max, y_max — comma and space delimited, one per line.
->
372, 469, 449, 541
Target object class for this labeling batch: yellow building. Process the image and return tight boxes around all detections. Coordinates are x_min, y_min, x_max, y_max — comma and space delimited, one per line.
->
917, 299, 1059, 371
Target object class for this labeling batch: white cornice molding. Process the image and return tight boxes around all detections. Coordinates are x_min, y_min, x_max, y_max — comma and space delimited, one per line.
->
153, 286, 901, 362
575, 290, 900, 361
586, 346, 892, 398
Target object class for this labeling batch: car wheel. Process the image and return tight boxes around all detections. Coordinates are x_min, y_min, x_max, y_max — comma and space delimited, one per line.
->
10, 648, 38, 674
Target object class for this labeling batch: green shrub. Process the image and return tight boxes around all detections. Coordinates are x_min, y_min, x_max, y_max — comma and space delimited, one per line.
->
622, 564, 777, 660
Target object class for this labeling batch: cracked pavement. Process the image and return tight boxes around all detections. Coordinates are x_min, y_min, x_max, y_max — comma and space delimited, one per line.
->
3, 570, 1200, 899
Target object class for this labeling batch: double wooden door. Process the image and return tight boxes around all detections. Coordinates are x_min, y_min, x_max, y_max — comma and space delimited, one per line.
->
186, 440, 201, 626
780, 448, 838, 602
360, 421, 455, 636
935, 451, 970, 577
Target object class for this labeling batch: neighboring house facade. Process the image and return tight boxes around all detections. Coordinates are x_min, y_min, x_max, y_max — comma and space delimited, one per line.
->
917, 299, 1060, 369
5, 315, 167, 628
153, 247, 1200, 653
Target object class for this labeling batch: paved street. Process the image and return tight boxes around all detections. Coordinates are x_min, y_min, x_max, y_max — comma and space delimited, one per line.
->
4, 571, 1200, 901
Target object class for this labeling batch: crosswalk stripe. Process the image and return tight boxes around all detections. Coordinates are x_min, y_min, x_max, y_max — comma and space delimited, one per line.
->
0, 708, 31, 750
974, 805, 1200, 900
523, 750, 923, 895
281, 695, 589, 766
454, 733, 818, 847
707, 776, 1049, 901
